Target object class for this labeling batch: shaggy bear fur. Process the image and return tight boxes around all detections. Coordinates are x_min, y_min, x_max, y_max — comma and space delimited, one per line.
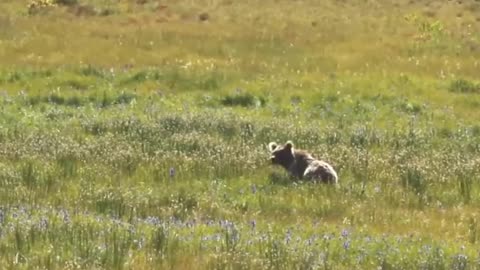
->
268, 141, 338, 184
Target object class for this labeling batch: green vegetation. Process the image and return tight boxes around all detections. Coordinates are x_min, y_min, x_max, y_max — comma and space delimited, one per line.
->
1, 0, 480, 269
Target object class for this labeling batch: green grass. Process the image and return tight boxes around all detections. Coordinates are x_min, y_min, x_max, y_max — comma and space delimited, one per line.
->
1, 0, 480, 269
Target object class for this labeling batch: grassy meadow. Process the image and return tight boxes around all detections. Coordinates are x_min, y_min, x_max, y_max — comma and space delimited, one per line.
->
1, 0, 480, 269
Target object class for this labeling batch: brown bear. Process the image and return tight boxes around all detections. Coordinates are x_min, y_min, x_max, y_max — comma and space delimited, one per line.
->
268, 140, 338, 184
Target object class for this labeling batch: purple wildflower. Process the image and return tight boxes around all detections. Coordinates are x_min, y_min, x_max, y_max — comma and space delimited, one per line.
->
145, 216, 161, 226
38, 217, 48, 231
60, 209, 71, 224
343, 240, 350, 250
251, 184, 257, 194
285, 229, 292, 244
205, 219, 215, 226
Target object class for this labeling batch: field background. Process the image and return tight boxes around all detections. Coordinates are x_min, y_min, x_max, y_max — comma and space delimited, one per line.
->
1, 0, 480, 269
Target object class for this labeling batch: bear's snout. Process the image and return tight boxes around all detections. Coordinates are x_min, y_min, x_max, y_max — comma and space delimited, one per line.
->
270, 156, 276, 163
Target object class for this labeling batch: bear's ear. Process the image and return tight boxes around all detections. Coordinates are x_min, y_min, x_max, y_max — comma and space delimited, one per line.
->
285, 141, 294, 149
285, 141, 294, 154
268, 142, 278, 152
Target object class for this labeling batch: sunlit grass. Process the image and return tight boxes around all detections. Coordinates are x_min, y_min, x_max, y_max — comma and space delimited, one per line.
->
1, 0, 480, 269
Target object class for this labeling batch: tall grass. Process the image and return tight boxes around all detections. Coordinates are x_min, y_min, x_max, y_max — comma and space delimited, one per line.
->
1, 0, 480, 269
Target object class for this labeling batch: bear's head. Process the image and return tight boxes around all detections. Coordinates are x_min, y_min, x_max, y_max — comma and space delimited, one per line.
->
268, 141, 295, 169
